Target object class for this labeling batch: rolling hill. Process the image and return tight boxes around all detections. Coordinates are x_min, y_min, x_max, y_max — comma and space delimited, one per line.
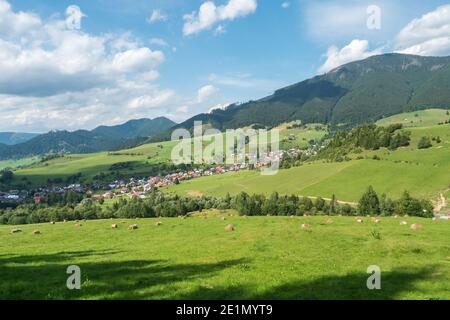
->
10, 125, 327, 187
165, 110, 450, 203
0, 117, 176, 160
154, 54, 450, 141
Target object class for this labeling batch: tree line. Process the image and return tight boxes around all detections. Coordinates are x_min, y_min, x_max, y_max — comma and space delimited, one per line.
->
0, 187, 433, 225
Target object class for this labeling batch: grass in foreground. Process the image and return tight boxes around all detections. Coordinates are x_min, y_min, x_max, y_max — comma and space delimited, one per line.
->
0, 212, 448, 300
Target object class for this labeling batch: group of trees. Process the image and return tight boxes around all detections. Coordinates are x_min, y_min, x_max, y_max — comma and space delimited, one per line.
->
319, 124, 411, 162
0, 170, 13, 184
358, 186, 433, 218
0, 191, 354, 225
0, 170, 14, 191
1, 185, 434, 225
232, 192, 353, 216
417, 136, 442, 149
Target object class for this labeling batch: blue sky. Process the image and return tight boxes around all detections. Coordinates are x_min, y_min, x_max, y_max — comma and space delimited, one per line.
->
1, 0, 450, 132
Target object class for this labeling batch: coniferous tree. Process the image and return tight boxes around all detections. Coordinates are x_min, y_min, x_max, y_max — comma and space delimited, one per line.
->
358, 186, 380, 215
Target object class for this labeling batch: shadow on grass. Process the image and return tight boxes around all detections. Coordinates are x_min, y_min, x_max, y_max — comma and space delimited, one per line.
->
0, 250, 250, 300
177, 266, 443, 300
0, 250, 442, 299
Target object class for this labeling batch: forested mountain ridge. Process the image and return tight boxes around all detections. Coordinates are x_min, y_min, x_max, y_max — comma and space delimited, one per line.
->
0, 117, 176, 160
155, 54, 450, 140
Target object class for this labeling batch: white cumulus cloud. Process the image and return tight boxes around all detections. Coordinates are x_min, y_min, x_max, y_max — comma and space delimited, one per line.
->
197, 85, 219, 103
396, 5, 450, 56
183, 0, 257, 36
318, 39, 383, 74
0, 0, 41, 35
0, 1, 185, 132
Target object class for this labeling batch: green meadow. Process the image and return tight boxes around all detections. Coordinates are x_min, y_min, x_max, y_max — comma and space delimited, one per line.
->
1, 213, 448, 300
0, 157, 39, 171
376, 108, 450, 128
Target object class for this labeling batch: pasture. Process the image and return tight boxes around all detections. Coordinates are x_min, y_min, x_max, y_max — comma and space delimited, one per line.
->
0, 213, 448, 300
376, 108, 450, 128
0, 157, 39, 171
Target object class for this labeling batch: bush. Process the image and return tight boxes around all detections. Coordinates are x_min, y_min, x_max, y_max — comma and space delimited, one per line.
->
418, 136, 432, 149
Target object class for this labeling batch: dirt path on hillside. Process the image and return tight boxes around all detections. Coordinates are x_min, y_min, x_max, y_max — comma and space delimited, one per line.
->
434, 193, 447, 212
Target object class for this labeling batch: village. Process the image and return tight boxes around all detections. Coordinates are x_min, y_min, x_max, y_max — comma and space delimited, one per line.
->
1, 148, 309, 205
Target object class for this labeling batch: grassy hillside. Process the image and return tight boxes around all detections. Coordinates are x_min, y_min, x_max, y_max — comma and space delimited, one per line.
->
0, 157, 39, 171
1, 213, 448, 299
14, 139, 179, 186
166, 123, 450, 203
12, 126, 327, 187
376, 108, 450, 128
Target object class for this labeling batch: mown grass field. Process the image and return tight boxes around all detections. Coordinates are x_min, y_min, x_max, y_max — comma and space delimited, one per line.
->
165, 122, 450, 203
1, 212, 448, 300
11, 126, 327, 187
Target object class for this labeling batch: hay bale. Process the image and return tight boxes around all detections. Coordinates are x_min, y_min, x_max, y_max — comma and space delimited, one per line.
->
374, 219, 381, 224
75, 223, 82, 227
111, 224, 118, 229
410, 223, 423, 230
33, 230, 41, 235
221, 216, 226, 221
50, 221, 55, 225
290, 215, 295, 218
128, 224, 139, 230
11, 228, 22, 234
325, 219, 333, 224
400, 221, 408, 225
155, 221, 162, 226
301, 223, 311, 230
356, 218, 363, 223
393, 215, 399, 218
225, 224, 235, 232
432, 217, 440, 221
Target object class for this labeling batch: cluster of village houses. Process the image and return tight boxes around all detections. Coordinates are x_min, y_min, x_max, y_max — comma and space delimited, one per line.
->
1, 148, 308, 205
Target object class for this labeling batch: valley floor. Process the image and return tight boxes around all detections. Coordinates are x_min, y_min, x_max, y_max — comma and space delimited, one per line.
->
1, 212, 449, 300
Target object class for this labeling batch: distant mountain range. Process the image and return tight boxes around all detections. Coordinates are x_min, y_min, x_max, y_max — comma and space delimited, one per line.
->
0, 132, 39, 145
0, 117, 176, 160
153, 53, 450, 140
3, 53, 450, 160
